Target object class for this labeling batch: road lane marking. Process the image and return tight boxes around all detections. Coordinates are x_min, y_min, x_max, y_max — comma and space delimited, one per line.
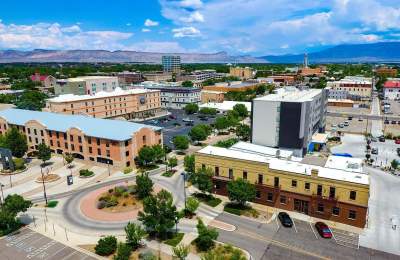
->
61, 251, 77, 260
309, 221, 319, 239
235, 229, 330, 260
292, 219, 298, 233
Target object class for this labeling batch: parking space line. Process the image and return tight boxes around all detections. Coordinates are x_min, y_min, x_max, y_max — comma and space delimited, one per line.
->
309, 221, 318, 239
44, 245, 66, 260
61, 251, 77, 260
292, 219, 298, 233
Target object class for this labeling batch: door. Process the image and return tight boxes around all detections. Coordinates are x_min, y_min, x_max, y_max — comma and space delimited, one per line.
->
294, 199, 309, 215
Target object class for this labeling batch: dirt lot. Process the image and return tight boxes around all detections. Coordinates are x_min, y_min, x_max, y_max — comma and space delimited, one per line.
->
326, 116, 372, 134
327, 105, 371, 115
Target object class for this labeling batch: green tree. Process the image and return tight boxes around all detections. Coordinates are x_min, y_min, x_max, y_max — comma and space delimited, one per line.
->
168, 156, 178, 171
391, 159, 399, 170
235, 124, 251, 141
189, 125, 209, 143
173, 135, 189, 151
138, 190, 178, 239
199, 107, 217, 116
192, 167, 213, 194
137, 146, 155, 166
233, 104, 248, 118
183, 155, 195, 173
125, 222, 146, 250
0, 194, 32, 236
16, 90, 48, 111
184, 103, 199, 114
186, 197, 200, 214
3, 194, 32, 215
136, 173, 154, 199
173, 244, 189, 260
64, 152, 74, 167
215, 117, 230, 133
113, 242, 132, 260
227, 178, 256, 206
255, 84, 267, 95
37, 143, 51, 165
152, 144, 166, 163
95, 236, 117, 256
194, 219, 218, 251
2, 127, 28, 158
181, 81, 194, 88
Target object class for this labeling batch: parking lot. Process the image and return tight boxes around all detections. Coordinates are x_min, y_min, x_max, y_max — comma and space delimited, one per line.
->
142, 109, 222, 145
0, 228, 95, 260
326, 116, 372, 134
328, 105, 371, 115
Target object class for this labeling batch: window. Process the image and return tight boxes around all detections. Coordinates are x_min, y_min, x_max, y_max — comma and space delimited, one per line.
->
88, 138, 92, 144
56, 132, 59, 138
97, 148, 101, 155
329, 187, 336, 199
332, 207, 340, 216
28, 136, 32, 142
48, 130, 52, 137
35, 138, 38, 144
70, 135, 73, 142
280, 195, 286, 204
125, 151, 129, 156
34, 129, 37, 135
317, 184, 323, 196
350, 191, 357, 200
106, 150, 110, 157
317, 203, 324, 213
40, 130, 43, 136
78, 136, 82, 143
64, 143, 68, 149
89, 147, 92, 153
256, 191, 261, 199
50, 140, 53, 146
57, 141, 60, 147
97, 138, 100, 145
125, 140, 129, 146
229, 169, 233, 179
71, 144, 75, 151
142, 135, 147, 144
305, 182, 310, 190
291, 180, 297, 188
79, 146, 83, 152
215, 167, 219, 176
348, 210, 356, 220
243, 171, 247, 180
106, 142, 110, 148
267, 193, 273, 201
258, 174, 263, 184
63, 133, 67, 139
274, 177, 279, 187
28, 128, 31, 134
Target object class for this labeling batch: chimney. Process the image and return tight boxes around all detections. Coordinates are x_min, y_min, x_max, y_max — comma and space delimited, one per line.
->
311, 168, 318, 177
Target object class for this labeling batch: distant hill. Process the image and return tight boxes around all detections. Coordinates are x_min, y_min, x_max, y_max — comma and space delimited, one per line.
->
0, 49, 265, 64
260, 42, 400, 63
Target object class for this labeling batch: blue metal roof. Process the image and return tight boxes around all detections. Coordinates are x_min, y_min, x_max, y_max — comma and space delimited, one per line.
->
0, 109, 162, 141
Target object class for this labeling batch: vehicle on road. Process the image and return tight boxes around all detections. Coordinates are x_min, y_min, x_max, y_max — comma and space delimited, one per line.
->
315, 222, 332, 239
379, 136, 386, 142
332, 153, 353, 158
384, 120, 389, 124
348, 116, 353, 120
338, 123, 344, 128
182, 118, 194, 123
396, 139, 400, 145
372, 148, 378, 155
169, 115, 177, 120
358, 118, 363, 121
278, 212, 293, 228
392, 120, 397, 124
344, 121, 349, 127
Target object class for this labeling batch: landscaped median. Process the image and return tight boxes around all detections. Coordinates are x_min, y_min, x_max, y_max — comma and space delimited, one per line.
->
79, 169, 95, 178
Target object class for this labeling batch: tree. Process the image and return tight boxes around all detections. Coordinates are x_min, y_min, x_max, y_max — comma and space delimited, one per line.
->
95, 236, 117, 256
235, 124, 251, 141
64, 153, 74, 168
194, 219, 218, 251
0, 194, 32, 236
113, 242, 132, 260
184, 103, 199, 114
173, 135, 189, 151
16, 90, 48, 111
192, 167, 213, 194
2, 127, 28, 158
199, 107, 217, 116
189, 125, 209, 143
255, 84, 267, 95
173, 244, 189, 260
137, 146, 155, 166
37, 143, 51, 165
391, 159, 399, 170
186, 197, 200, 215
215, 117, 230, 133
125, 222, 146, 250
4, 194, 32, 215
233, 104, 248, 118
152, 144, 166, 163
181, 80, 194, 88
138, 190, 178, 239
184, 155, 195, 173
227, 178, 256, 206
168, 156, 178, 171
136, 173, 154, 199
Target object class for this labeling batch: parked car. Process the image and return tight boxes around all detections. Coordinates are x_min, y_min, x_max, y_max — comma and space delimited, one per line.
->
397, 148, 400, 156
379, 136, 386, 142
392, 120, 397, 124
396, 139, 400, 145
169, 115, 176, 119
384, 120, 390, 124
397, 121, 400, 125
338, 123, 344, 128
358, 118, 363, 121
315, 222, 332, 239
371, 148, 379, 155
343, 121, 349, 127
348, 116, 353, 120
278, 212, 293, 228
371, 137, 378, 142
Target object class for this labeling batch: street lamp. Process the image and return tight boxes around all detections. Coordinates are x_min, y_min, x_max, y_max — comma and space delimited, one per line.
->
174, 216, 178, 233
107, 161, 111, 176
40, 165, 48, 205
0, 182, 4, 207
181, 172, 187, 210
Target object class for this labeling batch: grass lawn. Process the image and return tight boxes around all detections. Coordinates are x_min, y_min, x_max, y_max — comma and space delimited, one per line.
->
193, 193, 222, 207
137, 164, 159, 173
46, 200, 58, 208
163, 232, 184, 247
224, 203, 259, 218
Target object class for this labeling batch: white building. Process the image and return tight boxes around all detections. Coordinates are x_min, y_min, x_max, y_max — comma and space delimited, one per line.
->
383, 79, 400, 100
326, 76, 372, 100
199, 101, 251, 112
252, 87, 328, 157
55, 76, 119, 96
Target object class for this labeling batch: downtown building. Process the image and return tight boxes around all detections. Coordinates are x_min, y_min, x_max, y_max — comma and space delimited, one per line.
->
54, 76, 119, 96
196, 142, 369, 228
45, 87, 162, 120
0, 109, 162, 167
162, 55, 181, 74
326, 76, 372, 101
251, 87, 327, 157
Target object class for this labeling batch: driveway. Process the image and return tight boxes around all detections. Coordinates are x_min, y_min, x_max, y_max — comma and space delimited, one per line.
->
330, 134, 366, 159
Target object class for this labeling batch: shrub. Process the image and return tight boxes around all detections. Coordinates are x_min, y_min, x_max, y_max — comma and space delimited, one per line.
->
128, 185, 137, 195
106, 196, 118, 207
46, 200, 58, 208
12, 158, 26, 171
113, 242, 132, 260
95, 235, 117, 256
123, 167, 133, 174
108, 189, 114, 193
139, 251, 157, 260
223, 206, 242, 216
79, 169, 94, 177
97, 201, 107, 209
194, 219, 218, 251
186, 197, 200, 215
123, 192, 129, 198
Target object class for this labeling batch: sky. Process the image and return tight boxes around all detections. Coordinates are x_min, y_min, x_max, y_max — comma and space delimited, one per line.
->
0, 0, 400, 55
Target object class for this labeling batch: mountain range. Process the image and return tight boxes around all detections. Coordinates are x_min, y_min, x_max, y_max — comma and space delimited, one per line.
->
0, 42, 400, 63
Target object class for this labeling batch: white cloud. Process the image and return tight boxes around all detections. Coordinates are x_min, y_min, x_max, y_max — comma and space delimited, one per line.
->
0, 21, 133, 50
172, 27, 201, 38
142, 28, 151, 32
179, 0, 203, 8
144, 19, 159, 27
179, 11, 204, 23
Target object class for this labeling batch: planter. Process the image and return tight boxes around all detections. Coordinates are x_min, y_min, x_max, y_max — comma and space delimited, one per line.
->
35, 174, 60, 183
79, 173, 95, 178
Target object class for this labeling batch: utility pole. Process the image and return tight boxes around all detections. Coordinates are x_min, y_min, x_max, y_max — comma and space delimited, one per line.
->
0, 183, 4, 207
181, 172, 187, 210
41, 166, 48, 205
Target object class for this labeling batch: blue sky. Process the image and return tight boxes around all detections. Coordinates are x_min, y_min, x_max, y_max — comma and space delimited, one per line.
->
0, 0, 400, 55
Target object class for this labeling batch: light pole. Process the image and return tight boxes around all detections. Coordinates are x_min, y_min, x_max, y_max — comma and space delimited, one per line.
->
107, 161, 111, 176
181, 172, 187, 210
40, 166, 48, 205
0, 182, 4, 207
174, 216, 178, 233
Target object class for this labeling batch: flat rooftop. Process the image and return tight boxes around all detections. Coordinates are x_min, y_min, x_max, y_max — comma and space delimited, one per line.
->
254, 87, 322, 102
197, 144, 368, 185
0, 109, 161, 141
57, 76, 118, 83
230, 141, 292, 159
213, 81, 258, 88
199, 101, 251, 112
47, 87, 158, 103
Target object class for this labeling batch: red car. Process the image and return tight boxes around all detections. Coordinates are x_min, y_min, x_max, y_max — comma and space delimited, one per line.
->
395, 139, 400, 144
315, 222, 332, 238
